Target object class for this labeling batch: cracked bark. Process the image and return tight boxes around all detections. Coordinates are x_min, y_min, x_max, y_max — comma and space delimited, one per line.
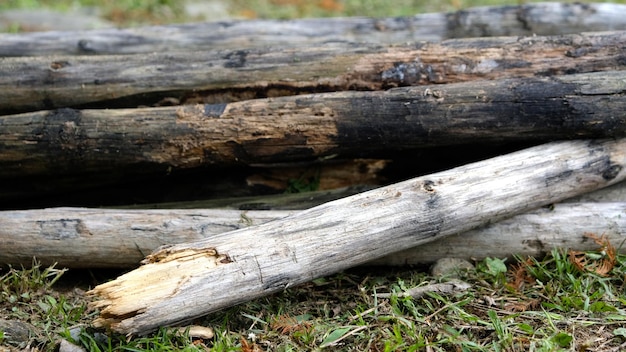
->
3, 31, 626, 114
1, 71, 625, 180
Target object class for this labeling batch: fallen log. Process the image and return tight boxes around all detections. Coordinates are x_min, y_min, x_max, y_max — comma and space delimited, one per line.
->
1, 3, 625, 56
2, 200, 624, 269
371, 202, 626, 266
565, 178, 626, 203
4, 31, 626, 114
88, 138, 626, 334
3, 71, 626, 178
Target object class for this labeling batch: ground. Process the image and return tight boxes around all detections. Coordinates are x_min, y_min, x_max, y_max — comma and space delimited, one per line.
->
1, 1, 626, 351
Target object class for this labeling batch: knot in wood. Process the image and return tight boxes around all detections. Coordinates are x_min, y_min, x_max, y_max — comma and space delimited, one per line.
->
602, 164, 622, 180
422, 180, 436, 193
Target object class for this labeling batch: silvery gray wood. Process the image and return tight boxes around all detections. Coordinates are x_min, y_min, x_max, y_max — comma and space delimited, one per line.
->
88, 138, 626, 334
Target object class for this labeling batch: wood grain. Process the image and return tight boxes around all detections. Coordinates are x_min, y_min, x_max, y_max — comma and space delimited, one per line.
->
88, 138, 626, 334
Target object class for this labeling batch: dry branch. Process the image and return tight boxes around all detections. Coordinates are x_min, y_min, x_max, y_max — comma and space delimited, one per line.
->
1, 3, 625, 56
1, 200, 624, 269
4, 31, 626, 114
88, 138, 626, 334
2, 71, 626, 178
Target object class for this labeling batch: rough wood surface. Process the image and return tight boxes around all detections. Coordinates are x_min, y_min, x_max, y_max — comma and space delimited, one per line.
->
3, 71, 626, 178
371, 202, 626, 266
4, 31, 626, 114
1, 3, 625, 56
88, 138, 626, 334
565, 179, 626, 203
2, 200, 624, 269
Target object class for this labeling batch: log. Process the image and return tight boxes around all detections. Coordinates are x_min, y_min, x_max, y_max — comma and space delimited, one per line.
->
88, 138, 626, 334
565, 178, 626, 203
1, 3, 625, 56
2, 200, 624, 269
3, 71, 626, 179
4, 31, 626, 114
371, 202, 626, 266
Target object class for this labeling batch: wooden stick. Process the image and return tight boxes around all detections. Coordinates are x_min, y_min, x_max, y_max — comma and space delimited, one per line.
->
1, 200, 624, 269
88, 138, 626, 334
1, 3, 625, 56
3, 71, 626, 178
4, 31, 626, 114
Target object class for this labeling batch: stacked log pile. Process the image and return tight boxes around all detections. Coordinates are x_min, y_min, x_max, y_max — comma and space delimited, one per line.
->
1, 3, 625, 334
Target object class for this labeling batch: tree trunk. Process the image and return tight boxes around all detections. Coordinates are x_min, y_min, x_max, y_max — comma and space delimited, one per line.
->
88, 138, 626, 334
1, 3, 625, 56
4, 31, 626, 114
3, 71, 626, 179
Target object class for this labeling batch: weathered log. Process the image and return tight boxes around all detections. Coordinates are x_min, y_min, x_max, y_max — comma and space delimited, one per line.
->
565, 178, 626, 203
2, 200, 624, 269
371, 202, 626, 266
4, 31, 626, 114
5, 181, 624, 268
2, 71, 625, 179
88, 138, 626, 334
1, 3, 625, 56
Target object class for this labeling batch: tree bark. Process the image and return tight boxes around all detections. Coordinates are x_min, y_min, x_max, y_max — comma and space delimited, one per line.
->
1, 3, 625, 56
88, 138, 626, 334
3, 71, 626, 178
4, 31, 626, 114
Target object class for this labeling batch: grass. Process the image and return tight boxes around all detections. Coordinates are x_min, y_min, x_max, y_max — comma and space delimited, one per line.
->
1, 243, 625, 351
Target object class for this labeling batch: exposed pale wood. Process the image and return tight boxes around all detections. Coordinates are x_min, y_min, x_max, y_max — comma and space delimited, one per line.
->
3, 71, 626, 179
2, 200, 624, 269
1, 3, 625, 56
4, 31, 626, 114
88, 138, 626, 334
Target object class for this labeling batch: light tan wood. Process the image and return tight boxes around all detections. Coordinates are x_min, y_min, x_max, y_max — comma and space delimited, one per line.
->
4, 31, 626, 114
88, 138, 626, 334
1, 3, 625, 56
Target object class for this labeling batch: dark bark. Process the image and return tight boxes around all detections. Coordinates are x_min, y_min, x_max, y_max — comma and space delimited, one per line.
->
3, 31, 626, 114
1, 71, 624, 180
